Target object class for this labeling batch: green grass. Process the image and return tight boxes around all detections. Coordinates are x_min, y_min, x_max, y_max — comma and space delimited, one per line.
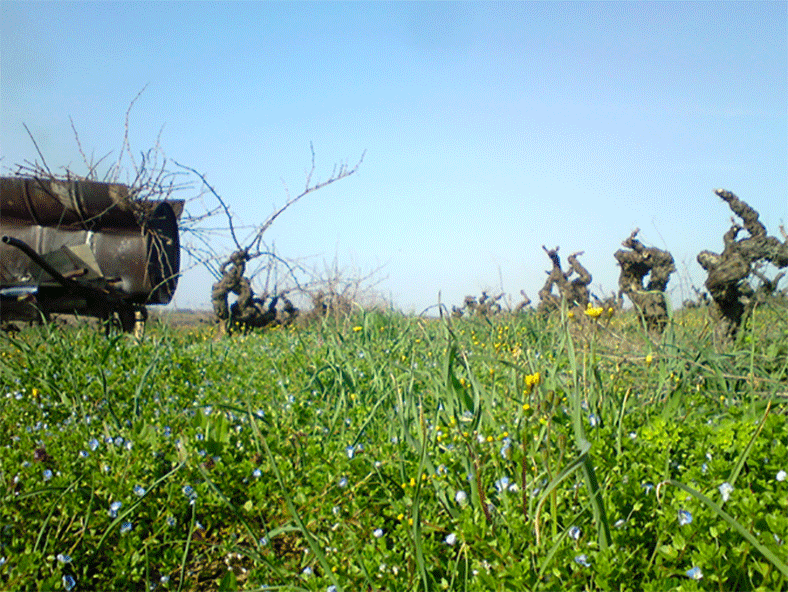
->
1, 302, 787, 591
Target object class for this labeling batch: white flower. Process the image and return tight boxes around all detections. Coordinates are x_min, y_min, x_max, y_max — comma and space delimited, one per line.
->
373, 528, 384, 538
777, 470, 786, 482
455, 490, 467, 505
445, 533, 457, 546
719, 481, 734, 502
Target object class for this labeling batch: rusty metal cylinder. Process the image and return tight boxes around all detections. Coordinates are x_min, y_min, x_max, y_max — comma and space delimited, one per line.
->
1, 177, 181, 305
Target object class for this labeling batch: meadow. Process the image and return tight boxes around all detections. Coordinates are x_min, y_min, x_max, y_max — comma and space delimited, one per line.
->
1, 301, 787, 591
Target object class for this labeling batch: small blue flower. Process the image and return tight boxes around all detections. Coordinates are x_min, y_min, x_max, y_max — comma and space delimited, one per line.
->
88, 438, 99, 451
686, 566, 703, 580
196, 432, 204, 441
327, 586, 338, 592
588, 414, 598, 427
568, 526, 581, 540
163, 426, 171, 437
259, 536, 269, 546
114, 436, 124, 447
62, 575, 76, 591
109, 501, 122, 518
678, 509, 693, 526
494, 476, 511, 493
167, 516, 176, 527
56, 553, 72, 563
79, 450, 89, 458
302, 566, 313, 576
574, 554, 590, 567
120, 521, 132, 535
641, 483, 654, 494
183, 485, 194, 497
338, 476, 348, 488
133, 485, 146, 497
252, 468, 262, 479
346, 445, 355, 459
43, 469, 53, 481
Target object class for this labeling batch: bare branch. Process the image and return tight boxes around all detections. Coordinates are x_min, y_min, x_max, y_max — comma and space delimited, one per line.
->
22, 123, 53, 177
247, 148, 366, 257
110, 83, 149, 183
174, 161, 243, 252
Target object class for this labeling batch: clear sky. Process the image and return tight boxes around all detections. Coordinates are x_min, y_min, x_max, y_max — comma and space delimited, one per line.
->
2, 1, 786, 312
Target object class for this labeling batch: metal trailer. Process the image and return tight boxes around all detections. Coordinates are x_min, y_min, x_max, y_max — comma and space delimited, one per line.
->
0, 176, 183, 335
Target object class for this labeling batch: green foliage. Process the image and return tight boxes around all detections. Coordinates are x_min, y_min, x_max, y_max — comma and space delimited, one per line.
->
1, 305, 787, 590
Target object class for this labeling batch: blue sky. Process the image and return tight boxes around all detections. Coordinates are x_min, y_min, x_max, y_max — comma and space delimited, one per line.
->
2, 1, 786, 312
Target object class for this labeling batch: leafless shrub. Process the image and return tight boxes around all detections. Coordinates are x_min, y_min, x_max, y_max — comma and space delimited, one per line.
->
298, 258, 388, 325
178, 144, 366, 336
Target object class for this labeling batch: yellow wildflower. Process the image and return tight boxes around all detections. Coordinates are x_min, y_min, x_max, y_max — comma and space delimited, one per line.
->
352, 326, 362, 332
525, 372, 541, 390
584, 303, 604, 318
645, 353, 653, 366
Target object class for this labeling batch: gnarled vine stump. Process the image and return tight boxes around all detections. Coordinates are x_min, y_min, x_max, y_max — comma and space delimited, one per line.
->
614, 230, 675, 335
537, 246, 592, 315
211, 248, 298, 335
697, 189, 788, 343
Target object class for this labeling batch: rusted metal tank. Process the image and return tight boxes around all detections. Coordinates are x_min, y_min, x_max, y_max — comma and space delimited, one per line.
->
1, 176, 183, 333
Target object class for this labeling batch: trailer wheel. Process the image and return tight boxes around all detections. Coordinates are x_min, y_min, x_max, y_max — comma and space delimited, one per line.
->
114, 306, 147, 335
